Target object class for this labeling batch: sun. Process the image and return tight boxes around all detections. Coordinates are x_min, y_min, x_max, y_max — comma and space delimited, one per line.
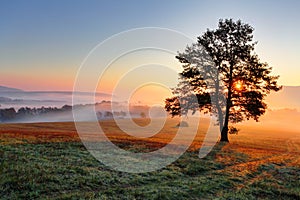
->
234, 81, 243, 91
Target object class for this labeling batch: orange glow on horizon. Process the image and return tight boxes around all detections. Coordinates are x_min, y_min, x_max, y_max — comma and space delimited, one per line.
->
129, 84, 172, 106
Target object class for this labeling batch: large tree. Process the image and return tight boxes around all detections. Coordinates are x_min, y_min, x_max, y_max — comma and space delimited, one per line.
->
165, 19, 281, 142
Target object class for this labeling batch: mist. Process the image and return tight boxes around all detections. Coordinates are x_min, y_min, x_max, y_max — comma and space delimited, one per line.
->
0, 101, 168, 124
239, 108, 300, 134
0, 90, 111, 110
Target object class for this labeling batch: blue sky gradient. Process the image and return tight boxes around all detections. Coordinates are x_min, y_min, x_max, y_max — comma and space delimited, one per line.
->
1, 0, 300, 90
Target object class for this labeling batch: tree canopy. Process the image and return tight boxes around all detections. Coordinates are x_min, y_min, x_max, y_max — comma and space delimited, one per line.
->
165, 19, 281, 142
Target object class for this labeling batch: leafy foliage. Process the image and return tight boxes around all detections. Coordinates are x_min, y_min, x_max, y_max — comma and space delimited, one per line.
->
165, 19, 281, 141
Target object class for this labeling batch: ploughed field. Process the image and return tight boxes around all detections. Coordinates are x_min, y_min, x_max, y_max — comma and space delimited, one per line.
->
0, 118, 300, 199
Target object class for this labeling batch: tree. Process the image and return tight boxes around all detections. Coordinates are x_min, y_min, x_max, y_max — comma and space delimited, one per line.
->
140, 112, 146, 118
0, 108, 17, 122
165, 19, 281, 142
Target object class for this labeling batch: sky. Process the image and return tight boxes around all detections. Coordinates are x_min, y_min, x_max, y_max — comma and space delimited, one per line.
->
1, 0, 300, 97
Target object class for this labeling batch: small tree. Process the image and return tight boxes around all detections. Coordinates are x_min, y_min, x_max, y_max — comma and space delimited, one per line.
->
140, 112, 146, 118
165, 19, 281, 142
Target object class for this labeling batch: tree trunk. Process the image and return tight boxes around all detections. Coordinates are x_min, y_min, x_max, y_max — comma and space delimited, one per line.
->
220, 124, 229, 142
220, 86, 231, 143
220, 97, 230, 142
220, 100, 230, 142
219, 61, 234, 142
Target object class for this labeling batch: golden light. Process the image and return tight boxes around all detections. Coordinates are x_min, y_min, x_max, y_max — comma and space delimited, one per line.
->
234, 81, 243, 91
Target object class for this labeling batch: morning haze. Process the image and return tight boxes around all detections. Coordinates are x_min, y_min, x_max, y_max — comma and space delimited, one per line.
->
0, 1, 299, 199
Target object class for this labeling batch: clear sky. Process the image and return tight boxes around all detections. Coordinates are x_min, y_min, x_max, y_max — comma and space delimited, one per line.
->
1, 0, 300, 92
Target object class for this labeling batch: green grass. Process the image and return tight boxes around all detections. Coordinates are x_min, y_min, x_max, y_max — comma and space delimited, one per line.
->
1, 142, 300, 199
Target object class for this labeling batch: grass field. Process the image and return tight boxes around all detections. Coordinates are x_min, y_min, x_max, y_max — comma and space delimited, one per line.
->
0, 118, 300, 199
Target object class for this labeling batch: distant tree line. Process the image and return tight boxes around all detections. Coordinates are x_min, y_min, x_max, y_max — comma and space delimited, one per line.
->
0, 100, 151, 123
0, 104, 136, 122
0, 105, 73, 122
96, 111, 127, 119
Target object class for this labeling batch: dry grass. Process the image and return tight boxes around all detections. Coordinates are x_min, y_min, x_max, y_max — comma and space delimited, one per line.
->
0, 118, 209, 148
1, 118, 299, 168
1, 118, 300, 199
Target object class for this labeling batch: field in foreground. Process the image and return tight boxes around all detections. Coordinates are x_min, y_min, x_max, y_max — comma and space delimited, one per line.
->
0, 118, 300, 199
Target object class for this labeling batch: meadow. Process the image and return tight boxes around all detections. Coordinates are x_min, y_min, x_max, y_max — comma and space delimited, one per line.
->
0, 118, 300, 199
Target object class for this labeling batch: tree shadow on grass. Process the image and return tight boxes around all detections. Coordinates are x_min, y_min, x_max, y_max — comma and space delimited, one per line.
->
202, 141, 228, 160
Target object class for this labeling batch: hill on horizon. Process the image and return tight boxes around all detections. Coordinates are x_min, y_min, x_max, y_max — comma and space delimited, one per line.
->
0, 85, 299, 110
0, 85, 23, 92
